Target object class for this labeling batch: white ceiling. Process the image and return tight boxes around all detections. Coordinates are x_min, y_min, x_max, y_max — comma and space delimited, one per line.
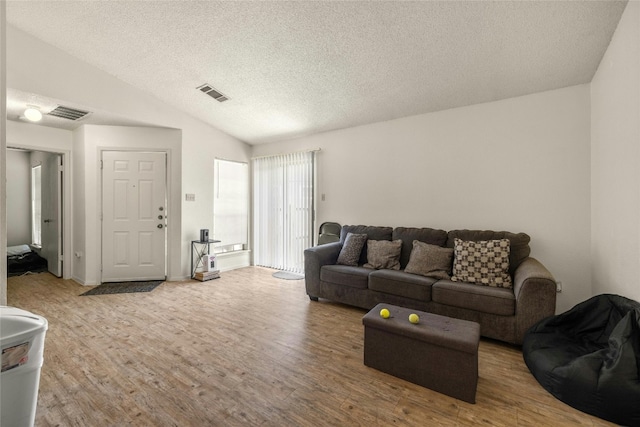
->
6, 88, 160, 131
6, 1, 628, 145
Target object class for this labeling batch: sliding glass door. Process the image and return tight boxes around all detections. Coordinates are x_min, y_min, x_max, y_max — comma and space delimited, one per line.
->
253, 151, 314, 274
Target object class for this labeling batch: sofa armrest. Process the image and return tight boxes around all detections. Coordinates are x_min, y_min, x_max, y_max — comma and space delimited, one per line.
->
512, 257, 557, 345
304, 242, 342, 299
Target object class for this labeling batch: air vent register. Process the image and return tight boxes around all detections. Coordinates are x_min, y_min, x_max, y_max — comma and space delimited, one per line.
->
197, 84, 229, 102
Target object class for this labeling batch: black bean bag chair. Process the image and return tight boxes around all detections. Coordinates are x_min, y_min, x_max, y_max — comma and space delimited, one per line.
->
523, 294, 640, 426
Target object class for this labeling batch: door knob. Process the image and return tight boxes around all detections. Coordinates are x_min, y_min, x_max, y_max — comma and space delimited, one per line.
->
44, 219, 51, 223
157, 224, 163, 229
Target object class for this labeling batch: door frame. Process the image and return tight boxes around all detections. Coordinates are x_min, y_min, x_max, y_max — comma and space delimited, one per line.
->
98, 148, 171, 284
6, 144, 72, 280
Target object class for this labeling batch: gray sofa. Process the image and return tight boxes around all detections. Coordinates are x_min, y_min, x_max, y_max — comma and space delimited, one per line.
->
304, 225, 557, 345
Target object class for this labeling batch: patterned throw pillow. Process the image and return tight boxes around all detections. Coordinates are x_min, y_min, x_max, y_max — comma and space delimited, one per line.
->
405, 240, 454, 279
451, 238, 512, 288
336, 233, 368, 266
364, 239, 402, 270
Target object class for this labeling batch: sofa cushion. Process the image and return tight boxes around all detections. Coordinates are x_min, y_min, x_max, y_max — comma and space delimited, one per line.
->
369, 270, 436, 301
446, 230, 530, 275
364, 239, 402, 270
432, 280, 516, 316
393, 227, 448, 269
341, 225, 393, 264
405, 240, 454, 280
451, 238, 512, 288
336, 232, 368, 266
321, 265, 370, 289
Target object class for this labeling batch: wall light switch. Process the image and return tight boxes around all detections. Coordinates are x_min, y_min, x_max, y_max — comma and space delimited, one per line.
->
321, 193, 326, 201
185, 193, 196, 202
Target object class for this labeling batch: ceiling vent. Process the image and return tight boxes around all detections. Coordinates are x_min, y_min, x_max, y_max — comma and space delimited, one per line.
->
47, 105, 91, 121
197, 84, 229, 102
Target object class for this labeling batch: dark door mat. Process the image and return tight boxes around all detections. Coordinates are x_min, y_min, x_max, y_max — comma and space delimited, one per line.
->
80, 280, 164, 296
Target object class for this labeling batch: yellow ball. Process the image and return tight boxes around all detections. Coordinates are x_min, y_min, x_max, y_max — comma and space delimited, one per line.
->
409, 313, 420, 324
380, 308, 390, 319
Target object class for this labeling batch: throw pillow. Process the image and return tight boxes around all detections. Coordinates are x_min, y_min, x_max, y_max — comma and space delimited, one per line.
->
451, 238, 512, 288
364, 239, 402, 270
336, 233, 368, 266
404, 240, 454, 279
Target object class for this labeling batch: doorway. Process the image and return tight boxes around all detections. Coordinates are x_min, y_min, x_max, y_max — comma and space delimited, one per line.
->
6, 148, 66, 278
101, 151, 167, 282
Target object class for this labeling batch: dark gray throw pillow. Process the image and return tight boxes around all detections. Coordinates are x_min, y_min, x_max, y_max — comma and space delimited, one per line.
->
364, 239, 402, 270
336, 232, 368, 266
405, 240, 454, 279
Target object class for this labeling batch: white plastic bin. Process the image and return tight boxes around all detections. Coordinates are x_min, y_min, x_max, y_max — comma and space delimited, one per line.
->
1, 306, 48, 427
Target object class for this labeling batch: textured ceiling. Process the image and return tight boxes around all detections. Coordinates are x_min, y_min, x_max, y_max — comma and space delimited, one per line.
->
6, 88, 158, 131
6, 1, 628, 145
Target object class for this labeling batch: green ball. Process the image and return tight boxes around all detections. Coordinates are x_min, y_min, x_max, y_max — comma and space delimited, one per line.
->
409, 313, 420, 324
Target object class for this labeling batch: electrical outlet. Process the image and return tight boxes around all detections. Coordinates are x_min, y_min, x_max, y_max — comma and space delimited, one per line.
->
556, 280, 562, 293
185, 193, 196, 202
321, 193, 326, 201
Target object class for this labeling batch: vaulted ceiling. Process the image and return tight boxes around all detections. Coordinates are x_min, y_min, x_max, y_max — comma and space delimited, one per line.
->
6, 1, 628, 144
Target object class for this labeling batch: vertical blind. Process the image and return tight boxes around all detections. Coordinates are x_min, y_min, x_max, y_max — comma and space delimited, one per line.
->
253, 151, 315, 274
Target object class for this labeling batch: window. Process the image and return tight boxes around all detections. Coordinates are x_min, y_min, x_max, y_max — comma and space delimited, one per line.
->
213, 159, 248, 253
253, 151, 315, 274
31, 165, 42, 246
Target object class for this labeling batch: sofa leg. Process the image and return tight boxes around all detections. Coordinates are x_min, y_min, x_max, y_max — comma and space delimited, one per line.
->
309, 296, 319, 302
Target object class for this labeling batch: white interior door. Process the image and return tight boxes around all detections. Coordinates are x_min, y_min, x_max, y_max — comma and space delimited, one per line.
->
102, 151, 167, 282
41, 154, 62, 277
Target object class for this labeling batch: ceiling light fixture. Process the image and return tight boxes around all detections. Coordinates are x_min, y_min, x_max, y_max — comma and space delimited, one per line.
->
24, 106, 43, 122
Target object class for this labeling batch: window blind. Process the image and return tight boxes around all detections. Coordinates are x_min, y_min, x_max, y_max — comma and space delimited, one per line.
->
253, 151, 314, 274
214, 159, 248, 250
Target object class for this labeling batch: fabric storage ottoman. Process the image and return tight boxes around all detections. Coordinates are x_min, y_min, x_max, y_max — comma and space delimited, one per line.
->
362, 303, 480, 403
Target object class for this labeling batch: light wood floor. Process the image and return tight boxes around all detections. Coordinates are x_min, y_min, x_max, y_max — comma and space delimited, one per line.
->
7, 268, 614, 427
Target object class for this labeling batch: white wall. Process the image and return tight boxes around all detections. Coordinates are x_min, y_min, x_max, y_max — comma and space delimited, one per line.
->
591, 1, 640, 302
6, 24, 252, 282
1, 0, 8, 305
72, 128, 86, 283
253, 85, 592, 313
73, 125, 182, 285
5, 149, 31, 246
7, 119, 73, 151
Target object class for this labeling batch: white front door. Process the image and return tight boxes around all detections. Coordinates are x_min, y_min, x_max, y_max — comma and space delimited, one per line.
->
102, 151, 167, 282
41, 154, 62, 277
